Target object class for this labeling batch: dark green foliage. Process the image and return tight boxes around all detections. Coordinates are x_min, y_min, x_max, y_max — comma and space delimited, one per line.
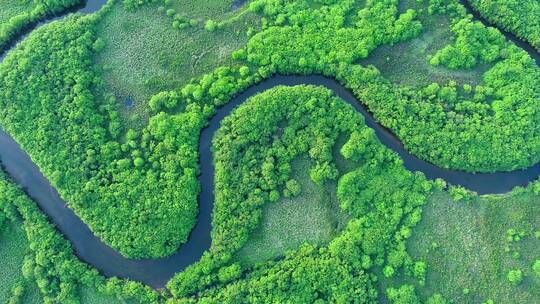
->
0, 16, 203, 258
123, 0, 158, 10
468, 0, 540, 51
0, 0, 538, 302
246, 0, 422, 74
0, 3, 261, 257
168, 85, 366, 296
2, 0, 535, 262
507, 269, 523, 285
429, 18, 505, 69
0, 170, 160, 303
386, 284, 421, 304
0, 0, 83, 50
534, 260, 540, 278
337, 45, 540, 172
243, 0, 540, 172
426, 293, 448, 304
168, 85, 431, 300
204, 19, 217, 31
177, 244, 377, 303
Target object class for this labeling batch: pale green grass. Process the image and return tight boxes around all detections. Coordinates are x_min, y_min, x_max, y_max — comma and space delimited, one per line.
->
167, 0, 240, 19
362, 0, 491, 87
21, 281, 42, 304
79, 286, 138, 304
0, 218, 30, 303
93, 1, 259, 128
233, 156, 349, 266
380, 190, 540, 303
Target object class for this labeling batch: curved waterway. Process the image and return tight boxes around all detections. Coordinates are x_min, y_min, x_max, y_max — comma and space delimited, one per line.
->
0, 0, 539, 289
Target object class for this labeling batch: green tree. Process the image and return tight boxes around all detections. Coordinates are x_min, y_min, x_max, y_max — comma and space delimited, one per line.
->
507, 269, 523, 285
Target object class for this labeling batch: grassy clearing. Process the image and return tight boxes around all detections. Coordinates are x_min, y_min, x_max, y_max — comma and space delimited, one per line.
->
79, 286, 138, 304
21, 281, 42, 304
93, 0, 259, 128
362, 0, 491, 87
233, 156, 349, 266
0, 0, 32, 27
167, 0, 241, 19
381, 190, 540, 303
0, 217, 30, 303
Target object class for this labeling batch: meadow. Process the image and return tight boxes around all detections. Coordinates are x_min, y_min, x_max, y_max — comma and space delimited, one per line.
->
93, 0, 259, 128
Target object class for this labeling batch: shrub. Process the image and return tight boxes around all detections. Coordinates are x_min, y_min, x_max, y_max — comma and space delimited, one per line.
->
507, 269, 523, 285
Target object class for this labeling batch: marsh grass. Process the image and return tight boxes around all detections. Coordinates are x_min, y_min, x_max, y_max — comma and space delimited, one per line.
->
79, 286, 139, 304
380, 190, 540, 303
167, 0, 238, 19
0, 217, 30, 303
362, 0, 492, 87
233, 156, 350, 266
93, 1, 259, 128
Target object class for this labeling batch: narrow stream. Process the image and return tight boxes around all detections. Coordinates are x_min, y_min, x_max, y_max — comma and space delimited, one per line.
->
0, 0, 538, 288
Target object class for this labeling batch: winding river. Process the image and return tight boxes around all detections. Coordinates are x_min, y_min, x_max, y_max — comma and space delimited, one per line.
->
0, 0, 539, 289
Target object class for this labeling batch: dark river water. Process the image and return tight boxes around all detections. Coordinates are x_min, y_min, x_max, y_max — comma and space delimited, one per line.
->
0, 0, 538, 289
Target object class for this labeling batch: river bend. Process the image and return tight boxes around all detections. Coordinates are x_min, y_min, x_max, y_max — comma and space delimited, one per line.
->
0, 0, 538, 288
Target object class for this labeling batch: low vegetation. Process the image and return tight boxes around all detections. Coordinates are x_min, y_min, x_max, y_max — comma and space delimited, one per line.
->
0, 217, 30, 303
380, 189, 540, 303
93, 0, 259, 127
233, 157, 348, 266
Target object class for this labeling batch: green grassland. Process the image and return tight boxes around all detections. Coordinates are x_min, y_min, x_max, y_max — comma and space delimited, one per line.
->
166, 0, 243, 19
93, 0, 259, 127
240, 179, 540, 303
0, 218, 29, 303
379, 189, 540, 303
363, 0, 492, 87
233, 134, 358, 266
79, 286, 138, 304
233, 157, 349, 266
0, 216, 43, 304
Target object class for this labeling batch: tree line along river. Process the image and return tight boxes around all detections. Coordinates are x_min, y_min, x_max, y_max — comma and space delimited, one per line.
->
0, 0, 538, 288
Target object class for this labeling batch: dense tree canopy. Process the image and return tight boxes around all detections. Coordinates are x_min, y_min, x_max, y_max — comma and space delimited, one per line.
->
242, 0, 540, 172
166, 85, 432, 300
0, 0, 83, 50
1, 0, 537, 261
0, 170, 159, 303
468, 0, 540, 51
0, 16, 203, 258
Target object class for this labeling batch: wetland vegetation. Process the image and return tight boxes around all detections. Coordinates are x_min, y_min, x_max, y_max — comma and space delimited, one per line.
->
0, 0, 538, 303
